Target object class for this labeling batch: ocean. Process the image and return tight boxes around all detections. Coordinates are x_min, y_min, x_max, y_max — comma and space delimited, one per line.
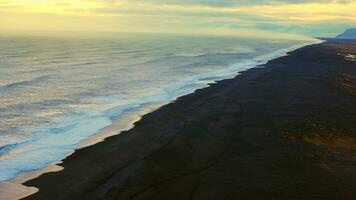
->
0, 33, 314, 182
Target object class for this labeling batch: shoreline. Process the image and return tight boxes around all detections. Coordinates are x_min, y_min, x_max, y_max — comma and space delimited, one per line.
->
22, 39, 356, 199
0, 41, 319, 200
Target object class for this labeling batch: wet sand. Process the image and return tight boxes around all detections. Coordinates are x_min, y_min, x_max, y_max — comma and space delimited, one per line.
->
24, 40, 356, 200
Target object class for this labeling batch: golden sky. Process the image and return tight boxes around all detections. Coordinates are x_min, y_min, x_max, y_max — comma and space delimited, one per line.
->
0, 0, 355, 37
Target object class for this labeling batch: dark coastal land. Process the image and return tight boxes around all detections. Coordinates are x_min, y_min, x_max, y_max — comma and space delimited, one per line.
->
24, 40, 356, 200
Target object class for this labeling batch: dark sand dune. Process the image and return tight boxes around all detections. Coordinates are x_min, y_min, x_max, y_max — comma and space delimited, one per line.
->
24, 40, 356, 200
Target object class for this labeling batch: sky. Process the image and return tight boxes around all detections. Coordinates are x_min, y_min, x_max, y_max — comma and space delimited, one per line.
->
0, 0, 355, 38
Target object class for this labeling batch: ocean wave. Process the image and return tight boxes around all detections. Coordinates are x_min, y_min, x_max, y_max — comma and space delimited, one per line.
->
132, 51, 251, 67
0, 140, 29, 158
0, 143, 19, 156
0, 75, 50, 92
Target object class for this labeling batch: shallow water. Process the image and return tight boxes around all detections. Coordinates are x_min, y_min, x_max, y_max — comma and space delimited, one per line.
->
0, 33, 313, 181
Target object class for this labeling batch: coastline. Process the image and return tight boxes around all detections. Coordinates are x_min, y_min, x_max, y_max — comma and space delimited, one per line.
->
22, 39, 356, 199
0, 40, 319, 200
19, 40, 355, 199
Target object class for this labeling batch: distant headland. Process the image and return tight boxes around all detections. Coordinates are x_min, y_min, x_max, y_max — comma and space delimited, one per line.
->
337, 28, 356, 39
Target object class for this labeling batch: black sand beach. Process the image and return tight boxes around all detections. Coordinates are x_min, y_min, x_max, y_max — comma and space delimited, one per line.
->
24, 40, 356, 200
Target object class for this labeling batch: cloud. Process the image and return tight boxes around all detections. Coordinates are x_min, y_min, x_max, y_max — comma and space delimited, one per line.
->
92, 0, 340, 7
0, 0, 355, 37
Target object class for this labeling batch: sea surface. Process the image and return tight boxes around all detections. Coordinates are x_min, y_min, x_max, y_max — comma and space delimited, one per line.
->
0, 33, 313, 182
